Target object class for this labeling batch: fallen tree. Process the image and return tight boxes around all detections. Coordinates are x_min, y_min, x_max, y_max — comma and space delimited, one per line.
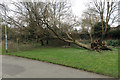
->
2, 2, 112, 51
41, 2, 112, 51
44, 19, 112, 51
43, 19, 92, 50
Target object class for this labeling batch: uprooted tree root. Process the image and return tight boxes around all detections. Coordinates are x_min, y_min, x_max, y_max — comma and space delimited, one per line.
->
91, 40, 112, 52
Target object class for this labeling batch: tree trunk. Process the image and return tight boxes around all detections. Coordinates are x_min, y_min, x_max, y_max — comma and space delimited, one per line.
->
36, 35, 38, 43
40, 40, 44, 46
100, 12, 104, 40
89, 33, 93, 43
73, 40, 92, 50
105, 2, 109, 33
90, 27, 94, 43
46, 40, 48, 46
68, 42, 70, 46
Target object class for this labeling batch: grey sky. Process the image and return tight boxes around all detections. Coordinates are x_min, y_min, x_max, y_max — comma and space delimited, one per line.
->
0, 0, 89, 17
0, 0, 118, 27
70, 0, 89, 17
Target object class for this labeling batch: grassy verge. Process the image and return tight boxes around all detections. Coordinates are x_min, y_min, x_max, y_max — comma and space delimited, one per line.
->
3, 47, 118, 77
2, 41, 42, 53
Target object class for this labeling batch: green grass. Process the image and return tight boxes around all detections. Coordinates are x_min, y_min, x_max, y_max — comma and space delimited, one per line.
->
3, 47, 118, 77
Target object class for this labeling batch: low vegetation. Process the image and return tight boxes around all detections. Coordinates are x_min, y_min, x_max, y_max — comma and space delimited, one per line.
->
107, 40, 120, 47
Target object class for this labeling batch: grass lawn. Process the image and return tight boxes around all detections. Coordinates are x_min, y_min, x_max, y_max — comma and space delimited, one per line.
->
3, 47, 118, 77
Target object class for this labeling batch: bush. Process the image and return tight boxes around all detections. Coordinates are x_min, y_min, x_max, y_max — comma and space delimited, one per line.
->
107, 40, 120, 47
106, 28, 120, 39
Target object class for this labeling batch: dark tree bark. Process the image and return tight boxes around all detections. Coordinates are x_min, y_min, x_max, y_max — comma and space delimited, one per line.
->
68, 42, 70, 46
40, 40, 44, 46
46, 40, 48, 46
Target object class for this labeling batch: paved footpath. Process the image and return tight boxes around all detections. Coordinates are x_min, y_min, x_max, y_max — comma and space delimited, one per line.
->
2, 55, 112, 78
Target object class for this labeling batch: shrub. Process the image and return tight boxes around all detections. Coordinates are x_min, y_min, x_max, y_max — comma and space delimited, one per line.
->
106, 28, 120, 39
107, 40, 120, 47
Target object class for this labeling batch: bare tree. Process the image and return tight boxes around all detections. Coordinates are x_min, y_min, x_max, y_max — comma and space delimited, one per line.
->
42, 1, 92, 49
81, 9, 100, 42
0, 1, 93, 50
89, 0, 118, 38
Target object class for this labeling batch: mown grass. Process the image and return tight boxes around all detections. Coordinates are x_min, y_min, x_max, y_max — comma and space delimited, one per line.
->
3, 47, 118, 77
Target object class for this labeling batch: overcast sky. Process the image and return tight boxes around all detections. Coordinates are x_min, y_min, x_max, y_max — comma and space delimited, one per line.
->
0, 0, 118, 27
70, 0, 89, 17
0, 0, 89, 18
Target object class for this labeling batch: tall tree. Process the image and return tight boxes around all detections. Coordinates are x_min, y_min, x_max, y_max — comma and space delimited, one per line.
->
89, 0, 118, 39
81, 9, 100, 42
